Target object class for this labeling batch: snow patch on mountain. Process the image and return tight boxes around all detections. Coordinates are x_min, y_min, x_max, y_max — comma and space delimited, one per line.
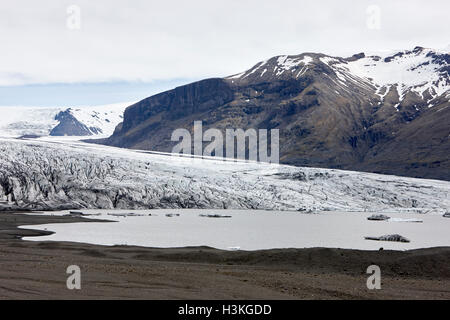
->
338, 47, 450, 102
275, 55, 313, 75
227, 54, 314, 80
65, 102, 129, 137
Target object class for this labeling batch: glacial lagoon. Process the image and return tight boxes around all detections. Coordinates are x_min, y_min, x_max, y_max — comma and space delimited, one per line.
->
20, 209, 450, 251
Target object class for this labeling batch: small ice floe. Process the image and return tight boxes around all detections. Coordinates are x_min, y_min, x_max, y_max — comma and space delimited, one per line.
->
67, 211, 101, 217
107, 212, 145, 217
228, 247, 241, 251
365, 234, 410, 243
199, 214, 232, 218
107, 213, 128, 217
165, 213, 180, 217
367, 214, 390, 221
297, 208, 315, 213
389, 218, 423, 223
69, 211, 84, 216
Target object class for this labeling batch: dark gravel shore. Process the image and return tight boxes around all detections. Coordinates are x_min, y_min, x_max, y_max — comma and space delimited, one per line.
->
0, 212, 449, 299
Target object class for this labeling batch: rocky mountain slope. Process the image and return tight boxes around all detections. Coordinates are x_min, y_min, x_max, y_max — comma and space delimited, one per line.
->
0, 102, 130, 137
98, 47, 450, 181
0, 137, 448, 212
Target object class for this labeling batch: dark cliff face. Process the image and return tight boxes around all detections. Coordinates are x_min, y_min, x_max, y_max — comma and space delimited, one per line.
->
105, 78, 235, 151
121, 78, 235, 132
99, 51, 450, 181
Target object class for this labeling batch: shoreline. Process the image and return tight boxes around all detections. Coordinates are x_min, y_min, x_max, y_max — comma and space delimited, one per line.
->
0, 211, 112, 240
1, 211, 449, 299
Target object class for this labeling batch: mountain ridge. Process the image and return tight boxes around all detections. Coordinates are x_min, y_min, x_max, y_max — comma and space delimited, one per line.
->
96, 46, 450, 180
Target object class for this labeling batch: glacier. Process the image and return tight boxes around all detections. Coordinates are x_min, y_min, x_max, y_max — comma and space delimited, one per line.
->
0, 102, 131, 138
0, 137, 449, 213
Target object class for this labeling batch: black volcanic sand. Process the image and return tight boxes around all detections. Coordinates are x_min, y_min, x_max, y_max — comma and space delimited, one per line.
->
0, 212, 449, 299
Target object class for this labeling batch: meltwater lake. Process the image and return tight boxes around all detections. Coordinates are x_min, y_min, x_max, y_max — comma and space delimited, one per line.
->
20, 209, 450, 251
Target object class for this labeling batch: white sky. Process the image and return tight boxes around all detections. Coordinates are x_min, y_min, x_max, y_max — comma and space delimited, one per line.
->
0, 0, 449, 86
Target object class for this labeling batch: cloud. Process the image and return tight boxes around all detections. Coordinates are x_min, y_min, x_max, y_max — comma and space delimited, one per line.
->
0, 0, 449, 85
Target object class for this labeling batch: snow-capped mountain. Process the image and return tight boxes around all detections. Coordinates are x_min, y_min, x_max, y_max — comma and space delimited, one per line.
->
228, 46, 449, 106
0, 137, 448, 213
341, 47, 449, 104
103, 47, 450, 181
0, 102, 132, 138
